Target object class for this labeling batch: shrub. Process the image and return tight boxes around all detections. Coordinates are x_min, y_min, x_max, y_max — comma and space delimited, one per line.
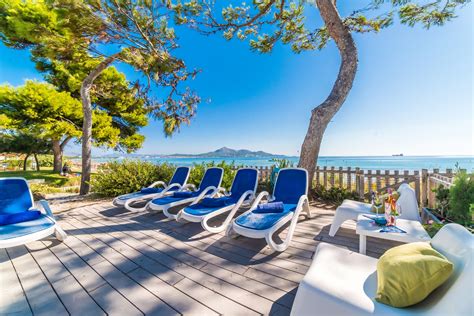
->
447, 171, 474, 225
432, 184, 450, 218
91, 160, 175, 197
37, 155, 54, 167
312, 185, 359, 205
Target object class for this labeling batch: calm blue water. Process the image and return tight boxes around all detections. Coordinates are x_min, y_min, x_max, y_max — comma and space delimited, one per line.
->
92, 156, 474, 172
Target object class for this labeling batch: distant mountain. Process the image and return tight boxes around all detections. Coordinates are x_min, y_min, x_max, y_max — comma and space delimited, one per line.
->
166, 147, 280, 158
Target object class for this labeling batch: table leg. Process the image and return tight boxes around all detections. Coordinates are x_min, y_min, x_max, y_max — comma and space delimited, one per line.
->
359, 235, 367, 255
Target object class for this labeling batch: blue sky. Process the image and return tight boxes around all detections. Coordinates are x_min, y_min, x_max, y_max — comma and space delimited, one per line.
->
0, 3, 472, 157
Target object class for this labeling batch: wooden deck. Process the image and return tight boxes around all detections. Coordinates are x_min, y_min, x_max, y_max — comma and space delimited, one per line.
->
0, 200, 400, 316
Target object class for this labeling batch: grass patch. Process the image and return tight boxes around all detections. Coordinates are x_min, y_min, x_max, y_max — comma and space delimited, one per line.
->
0, 169, 81, 187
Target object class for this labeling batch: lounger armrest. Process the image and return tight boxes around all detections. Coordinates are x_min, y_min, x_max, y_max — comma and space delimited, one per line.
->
296, 194, 312, 217
237, 190, 255, 206
182, 183, 197, 191
149, 181, 166, 188
161, 183, 181, 194
192, 186, 219, 204
245, 191, 269, 212
39, 200, 56, 220
218, 187, 230, 196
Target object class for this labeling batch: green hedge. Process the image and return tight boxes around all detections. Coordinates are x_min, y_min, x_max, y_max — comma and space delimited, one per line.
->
91, 160, 175, 197
91, 160, 241, 197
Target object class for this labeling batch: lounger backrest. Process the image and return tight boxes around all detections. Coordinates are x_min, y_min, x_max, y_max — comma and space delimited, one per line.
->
396, 183, 421, 222
229, 168, 258, 201
418, 224, 473, 314
169, 167, 190, 186
273, 168, 308, 204
197, 168, 224, 194
0, 178, 34, 215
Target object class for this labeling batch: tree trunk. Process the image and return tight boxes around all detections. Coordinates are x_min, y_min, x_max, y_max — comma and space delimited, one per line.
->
52, 139, 63, 172
298, 0, 358, 188
79, 54, 119, 195
23, 154, 30, 171
34, 153, 40, 171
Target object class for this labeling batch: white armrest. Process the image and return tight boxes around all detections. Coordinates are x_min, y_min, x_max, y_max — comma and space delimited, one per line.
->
161, 183, 182, 194
149, 181, 166, 188
218, 187, 230, 196
182, 183, 197, 191
191, 186, 218, 205
238, 191, 269, 217
39, 200, 55, 220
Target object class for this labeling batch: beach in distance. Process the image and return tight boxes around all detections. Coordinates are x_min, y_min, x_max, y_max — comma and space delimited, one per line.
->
89, 155, 474, 172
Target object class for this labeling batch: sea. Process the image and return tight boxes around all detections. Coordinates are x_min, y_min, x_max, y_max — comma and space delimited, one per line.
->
90, 155, 474, 172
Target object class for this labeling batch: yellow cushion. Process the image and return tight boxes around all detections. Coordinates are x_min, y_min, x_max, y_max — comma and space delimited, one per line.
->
375, 242, 453, 308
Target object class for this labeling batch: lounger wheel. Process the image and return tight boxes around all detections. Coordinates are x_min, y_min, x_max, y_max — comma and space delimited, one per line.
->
55, 227, 68, 242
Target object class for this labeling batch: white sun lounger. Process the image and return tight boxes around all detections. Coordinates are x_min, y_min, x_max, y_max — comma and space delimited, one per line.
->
291, 223, 473, 315
0, 177, 67, 248
112, 166, 190, 211
226, 168, 312, 252
177, 168, 259, 233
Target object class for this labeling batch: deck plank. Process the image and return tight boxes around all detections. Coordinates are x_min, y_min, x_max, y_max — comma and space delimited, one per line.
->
6, 246, 68, 316
1, 200, 400, 316
0, 248, 32, 316
69, 211, 292, 315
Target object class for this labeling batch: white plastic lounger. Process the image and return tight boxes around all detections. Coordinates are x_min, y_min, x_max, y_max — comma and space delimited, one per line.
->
291, 223, 473, 316
329, 183, 421, 237
227, 168, 312, 252
147, 167, 224, 220
112, 166, 190, 210
0, 177, 67, 248
177, 168, 259, 233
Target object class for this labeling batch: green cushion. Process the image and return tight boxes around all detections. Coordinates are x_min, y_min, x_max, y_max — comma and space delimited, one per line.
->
375, 242, 453, 308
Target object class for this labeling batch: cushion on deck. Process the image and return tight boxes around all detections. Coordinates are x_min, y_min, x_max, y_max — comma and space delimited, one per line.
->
0, 210, 42, 226
0, 178, 33, 214
184, 197, 235, 216
173, 191, 195, 198
235, 204, 296, 230
170, 167, 190, 186
273, 169, 307, 204
151, 194, 198, 206
0, 214, 55, 241
195, 168, 223, 194
140, 187, 164, 194
200, 197, 232, 208
228, 169, 258, 200
117, 191, 150, 201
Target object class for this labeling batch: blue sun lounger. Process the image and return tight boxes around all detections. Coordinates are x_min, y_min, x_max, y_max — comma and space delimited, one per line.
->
227, 168, 312, 252
147, 167, 224, 219
113, 166, 190, 211
177, 168, 259, 233
0, 177, 67, 248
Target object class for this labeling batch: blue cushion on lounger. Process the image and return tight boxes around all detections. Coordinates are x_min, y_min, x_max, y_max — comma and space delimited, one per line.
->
253, 202, 285, 214
235, 204, 297, 230
199, 197, 231, 208
140, 187, 163, 194
0, 210, 42, 226
173, 191, 194, 198
0, 214, 55, 241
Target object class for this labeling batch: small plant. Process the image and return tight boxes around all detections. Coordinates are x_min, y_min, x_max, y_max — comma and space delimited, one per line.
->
447, 171, 474, 225
432, 184, 450, 218
423, 220, 445, 238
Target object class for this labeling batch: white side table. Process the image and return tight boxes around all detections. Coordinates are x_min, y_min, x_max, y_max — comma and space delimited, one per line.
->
356, 214, 431, 255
